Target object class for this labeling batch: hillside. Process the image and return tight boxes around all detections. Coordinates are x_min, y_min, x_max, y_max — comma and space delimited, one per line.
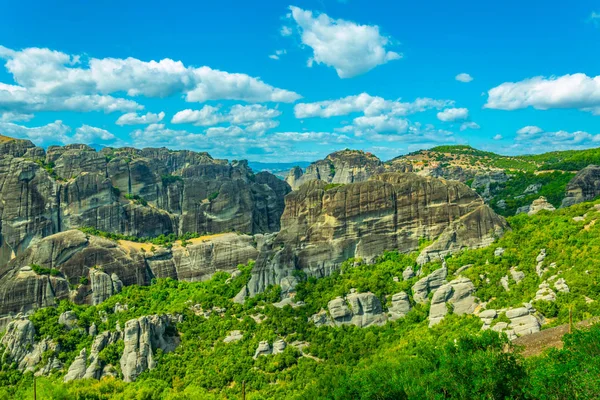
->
1, 199, 600, 399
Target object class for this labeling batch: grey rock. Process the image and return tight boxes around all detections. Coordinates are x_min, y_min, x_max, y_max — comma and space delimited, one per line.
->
84, 331, 121, 380
554, 278, 570, 293
64, 348, 87, 382
272, 339, 287, 354
120, 315, 179, 382
412, 265, 448, 304
524, 183, 542, 194
223, 330, 243, 343
58, 311, 79, 331
500, 276, 510, 292
494, 247, 505, 257
454, 264, 473, 276
253, 341, 272, 359
402, 266, 415, 281
0, 319, 35, 367
561, 165, 600, 207
388, 292, 412, 320
516, 205, 530, 215
510, 267, 525, 284
528, 197, 556, 215
428, 277, 478, 326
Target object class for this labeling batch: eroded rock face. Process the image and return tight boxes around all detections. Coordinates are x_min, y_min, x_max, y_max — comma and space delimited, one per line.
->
312, 291, 387, 328
412, 265, 448, 304
0, 230, 259, 317
528, 196, 556, 215
120, 315, 179, 382
388, 292, 412, 320
247, 173, 508, 296
428, 277, 477, 327
562, 165, 600, 207
285, 150, 389, 190
0, 140, 288, 267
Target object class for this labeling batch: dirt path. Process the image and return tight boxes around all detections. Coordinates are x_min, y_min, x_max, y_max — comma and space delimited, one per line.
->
513, 318, 599, 357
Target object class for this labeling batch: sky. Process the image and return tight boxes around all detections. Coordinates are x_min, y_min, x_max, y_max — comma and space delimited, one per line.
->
0, 0, 600, 162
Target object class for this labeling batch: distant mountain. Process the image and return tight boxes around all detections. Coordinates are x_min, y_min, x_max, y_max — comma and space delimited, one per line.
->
248, 160, 312, 178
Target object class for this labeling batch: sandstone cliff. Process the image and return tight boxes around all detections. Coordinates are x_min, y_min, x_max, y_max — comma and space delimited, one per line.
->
0, 137, 289, 266
245, 172, 508, 297
285, 149, 412, 190
561, 165, 600, 207
0, 230, 259, 317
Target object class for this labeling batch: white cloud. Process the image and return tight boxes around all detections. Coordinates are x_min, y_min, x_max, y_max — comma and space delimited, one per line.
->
511, 125, 600, 152
0, 120, 71, 146
0, 112, 34, 122
0, 120, 119, 147
591, 11, 600, 22
437, 107, 469, 122
288, 6, 401, 78
493, 134, 503, 140
280, 26, 293, 36
455, 73, 473, 83
294, 93, 453, 118
268, 49, 287, 60
516, 125, 543, 135
0, 45, 302, 111
73, 125, 116, 143
0, 81, 142, 114
172, 104, 281, 129
485, 73, 600, 114
460, 121, 480, 131
116, 111, 165, 126
351, 115, 409, 135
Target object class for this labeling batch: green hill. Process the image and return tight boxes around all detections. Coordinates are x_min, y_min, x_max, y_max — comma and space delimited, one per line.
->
2, 200, 600, 399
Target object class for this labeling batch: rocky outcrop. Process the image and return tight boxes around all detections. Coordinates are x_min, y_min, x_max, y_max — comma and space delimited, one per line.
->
246, 173, 508, 297
388, 292, 412, 320
311, 290, 387, 328
58, 311, 79, 330
428, 277, 477, 327
528, 196, 556, 215
285, 150, 388, 190
471, 171, 510, 200
561, 165, 600, 207
120, 314, 180, 382
83, 331, 121, 380
253, 341, 272, 358
64, 348, 88, 382
0, 138, 288, 267
480, 304, 541, 339
412, 265, 448, 304
0, 230, 259, 317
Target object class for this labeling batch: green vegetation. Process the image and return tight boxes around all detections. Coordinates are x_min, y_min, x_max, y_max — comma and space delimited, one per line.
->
30, 263, 61, 277
79, 227, 204, 248
207, 191, 219, 201
34, 160, 65, 181
323, 183, 344, 191
4, 200, 600, 398
520, 147, 600, 171
124, 193, 148, 206
486, 171, 575, 216
161, 175, 183, 185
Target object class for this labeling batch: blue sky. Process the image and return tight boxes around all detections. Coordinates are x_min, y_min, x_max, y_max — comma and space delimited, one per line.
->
0, 0, 599, 162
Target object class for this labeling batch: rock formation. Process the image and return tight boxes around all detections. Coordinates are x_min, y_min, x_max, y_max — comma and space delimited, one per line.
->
0, 138, 289, 267
120, 315, 180, 382
311, 290, 387, 328
246, 173, 508, 297
412, 265, 448, 304
528, 196, 556, 215
561, 165, 600, 207
428, 277, 478, 327
0, 230, 259, 317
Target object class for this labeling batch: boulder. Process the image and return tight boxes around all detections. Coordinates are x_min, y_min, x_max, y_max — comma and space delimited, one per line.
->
402, 266, 415, 281
554, 278, 570, 293
528, 197, 556, 215
428, 277, 478, 326
272, 339, 287, 354
120, 315, 180, 382
253, 341, 272, 359
223, 330, 243, 343
561, 165, 600, 207
412, 265, 448, 304
58, 311, 79, 331
64, 348, 88, 382
388, 292, 412, 320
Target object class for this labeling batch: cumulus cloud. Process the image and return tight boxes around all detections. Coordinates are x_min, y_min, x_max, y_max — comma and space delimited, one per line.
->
460, 121, 480, 131
0, 82, 141, 114
455, 73, 473, 83
268, 49, 287, 60
437, 107, 469, 122
172, 104, 281, 129
73, 125, 116, 143
116, 111, 165, 126
294, 93, 453, 119
485, 73, 600, 114
516, 125, 543, 135
0, 45, 301, 115
513, 125, 600, 152
280, 26, 293, 36
493, 134, 503, 140
287, 6, 401, 78
0, 111, 34, 122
